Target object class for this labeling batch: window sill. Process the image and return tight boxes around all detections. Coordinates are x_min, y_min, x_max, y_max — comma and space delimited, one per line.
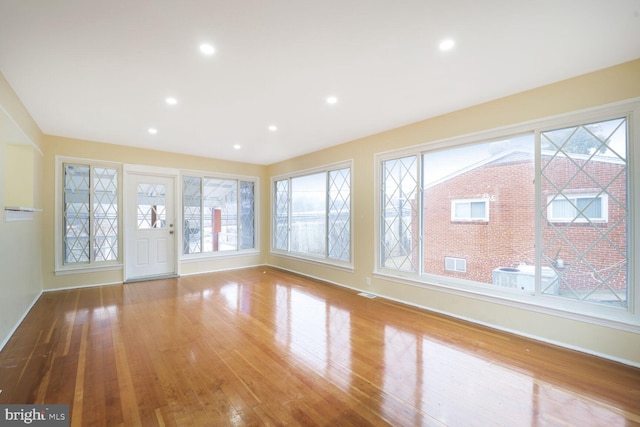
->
548, 220, 608, 226
181, 249, 260, 263
450, 220, 489, 224
270, 250, 354, 272
373, 270, 640, 333
55, 263, 123, 275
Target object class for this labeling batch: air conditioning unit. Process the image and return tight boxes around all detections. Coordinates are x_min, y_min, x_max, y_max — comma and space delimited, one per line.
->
492, 265, 557, 294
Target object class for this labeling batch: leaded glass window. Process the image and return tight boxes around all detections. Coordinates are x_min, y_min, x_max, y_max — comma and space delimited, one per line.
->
328, 167, 351, 261
274, 179, 289, 251
63, 163, 119, 265
273, 164, 351, 263
381, 156, 418, 272
541, 117, 628, 307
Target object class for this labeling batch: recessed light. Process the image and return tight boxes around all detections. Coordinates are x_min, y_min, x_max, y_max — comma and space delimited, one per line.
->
199, 43, 215, 56
326, 96, 338, 105
439, 39, 455, 51
268, 125, 278, 132
165, 97, 177, 105
148, 128, 158, 135
233, 144, 241, 150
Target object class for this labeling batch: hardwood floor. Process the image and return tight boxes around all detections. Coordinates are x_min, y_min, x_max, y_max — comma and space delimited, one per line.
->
1, 267, 639, 426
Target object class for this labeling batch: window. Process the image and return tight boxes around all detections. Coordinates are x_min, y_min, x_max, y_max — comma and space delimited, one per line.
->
422, 136, 536, 285
381, 156, 418, 272
182, 175, 256, 255
540, 117, 627, 306
61, 162, 120, 267
445, 257, 467, 273
273, 163, 351, 264
377, 107, 634, 317
451, 199, 489, 221
274, 179, 289, 251
136, 182, 167, 229
547, 193, 607, 223
291, 173, 327, 256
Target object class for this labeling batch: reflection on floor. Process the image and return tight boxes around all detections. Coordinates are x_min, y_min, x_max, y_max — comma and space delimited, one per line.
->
1, 267, 638, 426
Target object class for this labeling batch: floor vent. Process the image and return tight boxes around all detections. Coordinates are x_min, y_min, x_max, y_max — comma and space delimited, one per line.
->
357, 292, 377, 299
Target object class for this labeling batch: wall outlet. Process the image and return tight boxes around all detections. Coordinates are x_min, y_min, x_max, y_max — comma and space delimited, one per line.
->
365, 277, 371, 286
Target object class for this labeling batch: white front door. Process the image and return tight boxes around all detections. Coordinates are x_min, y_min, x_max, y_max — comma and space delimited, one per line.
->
126, 174, 176, 281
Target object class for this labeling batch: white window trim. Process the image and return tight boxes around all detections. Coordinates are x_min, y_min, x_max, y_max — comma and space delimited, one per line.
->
373, 98, 640, 328
180, 169, 260, 259
547, 193, 608, 223
55, 156, 124, 273
271, 160, 354, 268
451, 198, 490, 222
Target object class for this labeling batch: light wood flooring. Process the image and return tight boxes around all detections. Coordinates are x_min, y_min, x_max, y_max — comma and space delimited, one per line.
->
1, 267, 639, 426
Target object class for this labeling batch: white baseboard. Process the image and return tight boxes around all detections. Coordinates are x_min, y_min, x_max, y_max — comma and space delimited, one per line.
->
44, 280, 123, 293
0, 290, 43, 353
179, 263, 264, 277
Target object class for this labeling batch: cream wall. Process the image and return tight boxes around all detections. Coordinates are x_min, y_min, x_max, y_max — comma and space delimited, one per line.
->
0, 73, 44, 349
266, 59, 640, 366
41, 135, 270, 290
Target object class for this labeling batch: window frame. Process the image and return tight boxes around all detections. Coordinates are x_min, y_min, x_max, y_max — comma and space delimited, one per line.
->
180, 170, 259, 260
55, 156, 123, 273
374, 99, 640, 328
271, 160, 353, 270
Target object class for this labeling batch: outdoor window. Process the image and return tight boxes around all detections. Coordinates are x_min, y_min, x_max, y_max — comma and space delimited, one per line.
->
273, 163, 351, 264
182, 175, 256, 255
377, 108, 634, 316
451, 199, 489, 221
62, 162, 120, 266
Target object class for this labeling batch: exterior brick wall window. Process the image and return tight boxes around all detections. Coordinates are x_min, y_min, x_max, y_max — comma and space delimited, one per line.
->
451, 198, 489, 222
547, 193, 607, 223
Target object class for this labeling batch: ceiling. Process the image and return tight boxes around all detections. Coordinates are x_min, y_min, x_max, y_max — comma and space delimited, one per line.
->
1, 1, 639, 165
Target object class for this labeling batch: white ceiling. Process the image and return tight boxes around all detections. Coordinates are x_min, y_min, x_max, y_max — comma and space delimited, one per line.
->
1, 1, 639, 165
